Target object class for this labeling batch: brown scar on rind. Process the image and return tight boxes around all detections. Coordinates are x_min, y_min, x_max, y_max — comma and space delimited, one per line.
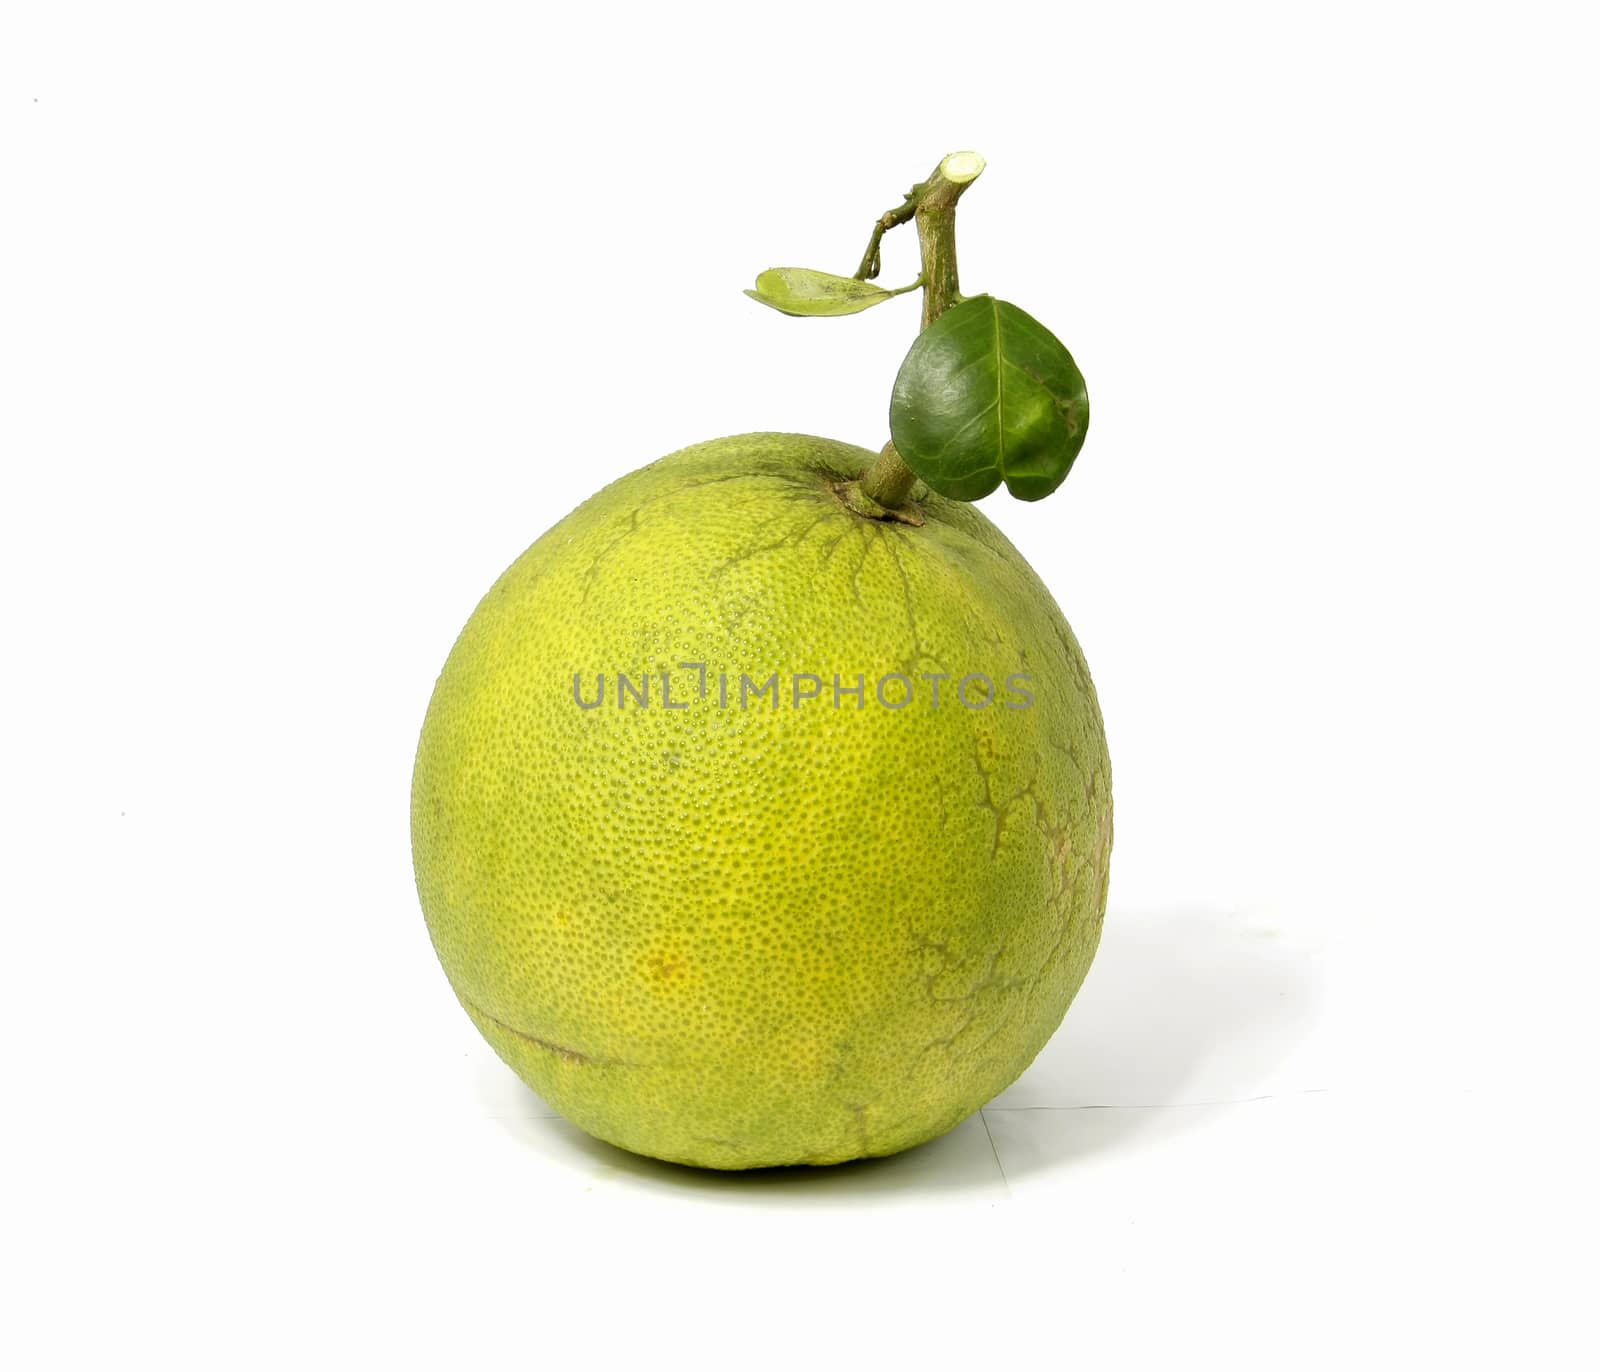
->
461, 996, 620, 1067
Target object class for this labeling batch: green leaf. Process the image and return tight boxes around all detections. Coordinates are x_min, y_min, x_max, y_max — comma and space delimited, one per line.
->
889, 295, 1089, 501
745, 267, 896, 317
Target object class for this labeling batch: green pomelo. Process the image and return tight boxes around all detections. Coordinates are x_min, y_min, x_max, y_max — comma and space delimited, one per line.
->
411, 432, 1112, 1168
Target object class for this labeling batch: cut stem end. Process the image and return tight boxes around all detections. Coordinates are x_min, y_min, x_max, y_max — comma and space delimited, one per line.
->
939, 150, 986, 185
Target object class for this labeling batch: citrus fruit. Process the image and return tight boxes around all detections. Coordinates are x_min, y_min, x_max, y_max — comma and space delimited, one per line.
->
411, 432, 1112, 1168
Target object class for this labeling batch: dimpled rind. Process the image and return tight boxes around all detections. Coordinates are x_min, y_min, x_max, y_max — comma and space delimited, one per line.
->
410, 433, 1113, 1169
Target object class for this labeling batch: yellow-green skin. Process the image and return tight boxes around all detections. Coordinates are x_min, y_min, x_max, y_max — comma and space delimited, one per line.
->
411, 434, 1112, 1169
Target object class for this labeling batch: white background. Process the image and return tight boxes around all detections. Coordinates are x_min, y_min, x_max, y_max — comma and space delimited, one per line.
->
4, 2, 1596, 1367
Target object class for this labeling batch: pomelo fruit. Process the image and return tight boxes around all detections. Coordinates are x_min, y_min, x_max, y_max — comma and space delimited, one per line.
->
411, 432, 1112, 1168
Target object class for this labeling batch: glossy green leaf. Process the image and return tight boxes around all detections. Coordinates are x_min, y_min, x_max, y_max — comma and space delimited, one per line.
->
744, 267, 895, 317
889, 295, 1089, 501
